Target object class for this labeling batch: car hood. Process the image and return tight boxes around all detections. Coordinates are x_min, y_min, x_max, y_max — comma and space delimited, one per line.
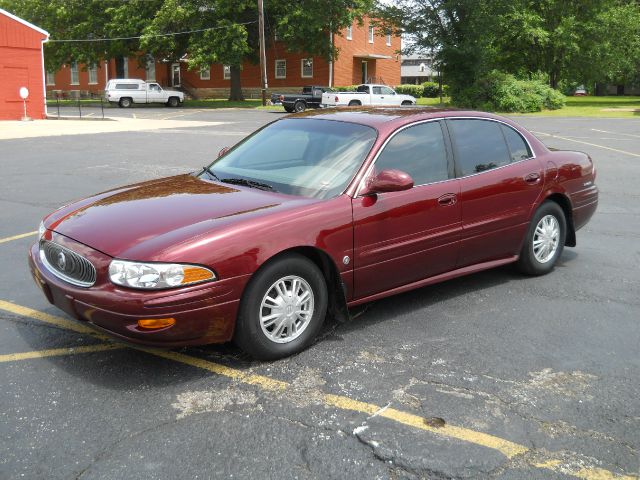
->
45, 174, 315, 260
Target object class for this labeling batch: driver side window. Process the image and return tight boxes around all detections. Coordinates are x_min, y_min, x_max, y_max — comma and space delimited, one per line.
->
375, 122, 450, 186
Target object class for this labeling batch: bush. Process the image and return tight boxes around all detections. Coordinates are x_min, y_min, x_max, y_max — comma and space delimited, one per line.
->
334, 85, 357, 92
421, 81, 440, 97
394, 84, 424, 97
454, 71, 565, 113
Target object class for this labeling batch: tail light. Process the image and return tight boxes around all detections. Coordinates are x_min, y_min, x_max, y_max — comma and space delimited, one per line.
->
335, 96, 339, 102
279, 95, 284, 102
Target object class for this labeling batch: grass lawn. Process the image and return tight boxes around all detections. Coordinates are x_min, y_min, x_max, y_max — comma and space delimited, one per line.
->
513, 96, 640, 118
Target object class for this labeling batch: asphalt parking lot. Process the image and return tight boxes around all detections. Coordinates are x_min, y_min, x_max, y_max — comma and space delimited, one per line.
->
0, 109, 638, 480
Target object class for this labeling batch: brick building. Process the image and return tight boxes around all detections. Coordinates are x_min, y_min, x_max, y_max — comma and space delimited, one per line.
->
46, 18, 400, 99
0, 8, 49, 120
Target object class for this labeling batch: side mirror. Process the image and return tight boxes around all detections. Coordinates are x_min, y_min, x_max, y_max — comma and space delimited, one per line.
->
361, 169, 414, 196
217, 146, 229, 158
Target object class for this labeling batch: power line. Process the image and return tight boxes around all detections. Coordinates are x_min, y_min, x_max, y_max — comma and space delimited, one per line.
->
47, 21, 257, 43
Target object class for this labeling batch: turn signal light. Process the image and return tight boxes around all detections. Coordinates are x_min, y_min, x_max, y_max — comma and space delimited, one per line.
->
182, 266, 215, 284
137, 317, 176, 330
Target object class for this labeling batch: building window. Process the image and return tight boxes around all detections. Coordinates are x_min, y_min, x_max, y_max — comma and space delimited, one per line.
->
46, 71, 55, 86
274, 30, 280, 41
70, 62, 79, 85
346, 25, 352, 40
88, 64, 98, 84
301, 58, 313, 78
368, 26, 374, 43
275, 59, 286, 79
200, 67, 211, 80
386, 31, 392, 46
145, 57, 156, 81
223, 65, 231, 80
122, 57, 129, 78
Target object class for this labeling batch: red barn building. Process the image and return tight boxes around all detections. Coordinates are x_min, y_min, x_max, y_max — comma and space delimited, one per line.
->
46, 18, 400, 99
0, 8, 49, 120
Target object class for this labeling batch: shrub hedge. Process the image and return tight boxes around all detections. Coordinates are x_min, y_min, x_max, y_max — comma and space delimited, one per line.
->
454, 71, 565, 112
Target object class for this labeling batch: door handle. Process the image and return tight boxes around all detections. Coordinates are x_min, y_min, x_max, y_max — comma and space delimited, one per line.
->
524, 172, 541, 184
437, 193, 457, 206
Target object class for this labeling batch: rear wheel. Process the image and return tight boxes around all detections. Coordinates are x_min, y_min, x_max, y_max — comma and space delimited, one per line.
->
517, 201, 567, 275
294, 101, 306, 112
284, 106, 294, 113
348, 100, 361, 106
167, 96, 180, 107
119, 97, 132, 108
234, 254, 328, 360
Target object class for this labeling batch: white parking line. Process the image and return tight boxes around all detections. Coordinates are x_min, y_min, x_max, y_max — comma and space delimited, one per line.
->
532, 131, 640, 157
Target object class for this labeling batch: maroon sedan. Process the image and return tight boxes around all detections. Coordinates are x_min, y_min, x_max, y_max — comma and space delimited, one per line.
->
29, 108, 598, 359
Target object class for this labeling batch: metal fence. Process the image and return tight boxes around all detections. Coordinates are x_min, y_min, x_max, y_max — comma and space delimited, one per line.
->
46, 92, 107, 120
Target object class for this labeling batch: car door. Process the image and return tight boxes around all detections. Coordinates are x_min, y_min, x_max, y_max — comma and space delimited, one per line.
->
146, 83, 165, 103
446, 118, 544, 267
352, 120, 462, 299
378, 86, 397, 105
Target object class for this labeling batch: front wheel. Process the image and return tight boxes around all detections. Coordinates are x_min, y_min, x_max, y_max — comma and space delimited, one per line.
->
401, 100, 413, 106
167, 96, 180, 107
516, 201, 567, 275
234, 254, 328, 360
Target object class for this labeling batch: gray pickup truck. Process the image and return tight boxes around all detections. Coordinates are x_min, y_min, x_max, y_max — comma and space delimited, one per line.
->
271, 86, 334, 112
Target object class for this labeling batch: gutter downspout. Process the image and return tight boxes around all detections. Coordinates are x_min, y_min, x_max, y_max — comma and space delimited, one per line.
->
40, 33, 50, 118
328, 31, 333, 88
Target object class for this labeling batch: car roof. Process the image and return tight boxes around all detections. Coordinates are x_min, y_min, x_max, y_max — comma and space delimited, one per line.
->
292, 107, 509, 130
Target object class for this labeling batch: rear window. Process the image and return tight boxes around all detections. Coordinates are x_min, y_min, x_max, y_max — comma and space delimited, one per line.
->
114, 83, 140, 90
448, 119, 512, 176
501, 125, 532, 161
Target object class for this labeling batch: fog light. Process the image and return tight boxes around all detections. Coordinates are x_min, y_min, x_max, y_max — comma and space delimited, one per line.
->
137, 317, 176, 329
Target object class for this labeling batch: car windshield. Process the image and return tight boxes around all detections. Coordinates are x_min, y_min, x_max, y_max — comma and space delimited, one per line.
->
206, 118, 377, 199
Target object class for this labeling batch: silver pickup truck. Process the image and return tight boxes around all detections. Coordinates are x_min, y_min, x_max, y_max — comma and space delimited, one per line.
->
321, 84, 416, 107
105, 79, 184, 108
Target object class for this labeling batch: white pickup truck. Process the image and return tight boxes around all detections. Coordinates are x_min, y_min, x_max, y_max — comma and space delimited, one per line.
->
105, 79, 184, 108
321, 84, 416, 107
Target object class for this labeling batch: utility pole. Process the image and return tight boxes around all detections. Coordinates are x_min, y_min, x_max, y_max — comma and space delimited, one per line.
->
258, 0, 268, 106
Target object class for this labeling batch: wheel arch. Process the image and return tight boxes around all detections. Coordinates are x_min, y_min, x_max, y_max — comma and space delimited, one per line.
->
243, 246, 349, 324
542, 192, 576, 247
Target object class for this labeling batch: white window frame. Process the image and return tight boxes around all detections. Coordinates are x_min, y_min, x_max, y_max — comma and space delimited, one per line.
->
46, 70, 55, 86
301, 58, 313, 78
88, 64, 98, 84
145, 57, 156, 81
200, 67, 211, 80
346, 25, 352, 40
386, 32, 392, 46
223, 65, 231, 80
70, 62, 79, 85
275, 59, 286, 79
368, 26, 374, 44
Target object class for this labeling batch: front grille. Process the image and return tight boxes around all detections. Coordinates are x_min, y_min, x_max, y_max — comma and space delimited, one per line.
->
39, 241, 97, 287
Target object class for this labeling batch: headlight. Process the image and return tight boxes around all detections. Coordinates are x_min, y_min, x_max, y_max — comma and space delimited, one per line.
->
38, 221, 46, 239
108, 260, 215, 290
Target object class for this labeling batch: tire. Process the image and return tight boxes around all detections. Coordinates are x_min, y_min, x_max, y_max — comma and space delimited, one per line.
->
167, 96, 180, 107
348, 100, 361, 106
516, 201, 567, 275
119, 97, 132, 108
401, 100, 413, 106
284, 106, 294, 113
294, 100, 306, 112
234, 253, 328, 360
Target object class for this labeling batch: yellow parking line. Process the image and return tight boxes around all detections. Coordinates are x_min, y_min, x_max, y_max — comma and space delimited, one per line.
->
0, 300, 636, 480
0, 343, 123, 363
533, 131, 640, 158
0, 231, 37, 244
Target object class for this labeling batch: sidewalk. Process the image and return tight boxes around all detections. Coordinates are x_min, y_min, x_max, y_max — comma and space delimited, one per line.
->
0, 117, 222, 140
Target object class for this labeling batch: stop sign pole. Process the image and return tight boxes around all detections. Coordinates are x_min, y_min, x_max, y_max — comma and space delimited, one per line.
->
19, 86, 31, 121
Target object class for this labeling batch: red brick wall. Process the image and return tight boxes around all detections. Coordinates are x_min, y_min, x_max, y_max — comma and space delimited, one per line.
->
0, 11, 47, 120
333, 17, 401, 87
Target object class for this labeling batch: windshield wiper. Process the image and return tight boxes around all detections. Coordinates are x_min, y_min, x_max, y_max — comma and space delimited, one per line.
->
200, 166, 220, 182
220, 177, 276, 192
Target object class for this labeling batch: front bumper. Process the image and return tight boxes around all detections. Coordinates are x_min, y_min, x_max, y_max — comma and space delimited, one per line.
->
28, 234, 249, 347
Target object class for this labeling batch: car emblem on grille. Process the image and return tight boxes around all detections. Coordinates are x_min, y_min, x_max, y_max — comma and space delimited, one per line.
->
57, 251, 67, 270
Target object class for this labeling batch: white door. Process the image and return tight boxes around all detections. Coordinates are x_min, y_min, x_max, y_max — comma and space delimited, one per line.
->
171, 63, 181, 87
379, 86, 398, 105
146, 83, 165, 103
